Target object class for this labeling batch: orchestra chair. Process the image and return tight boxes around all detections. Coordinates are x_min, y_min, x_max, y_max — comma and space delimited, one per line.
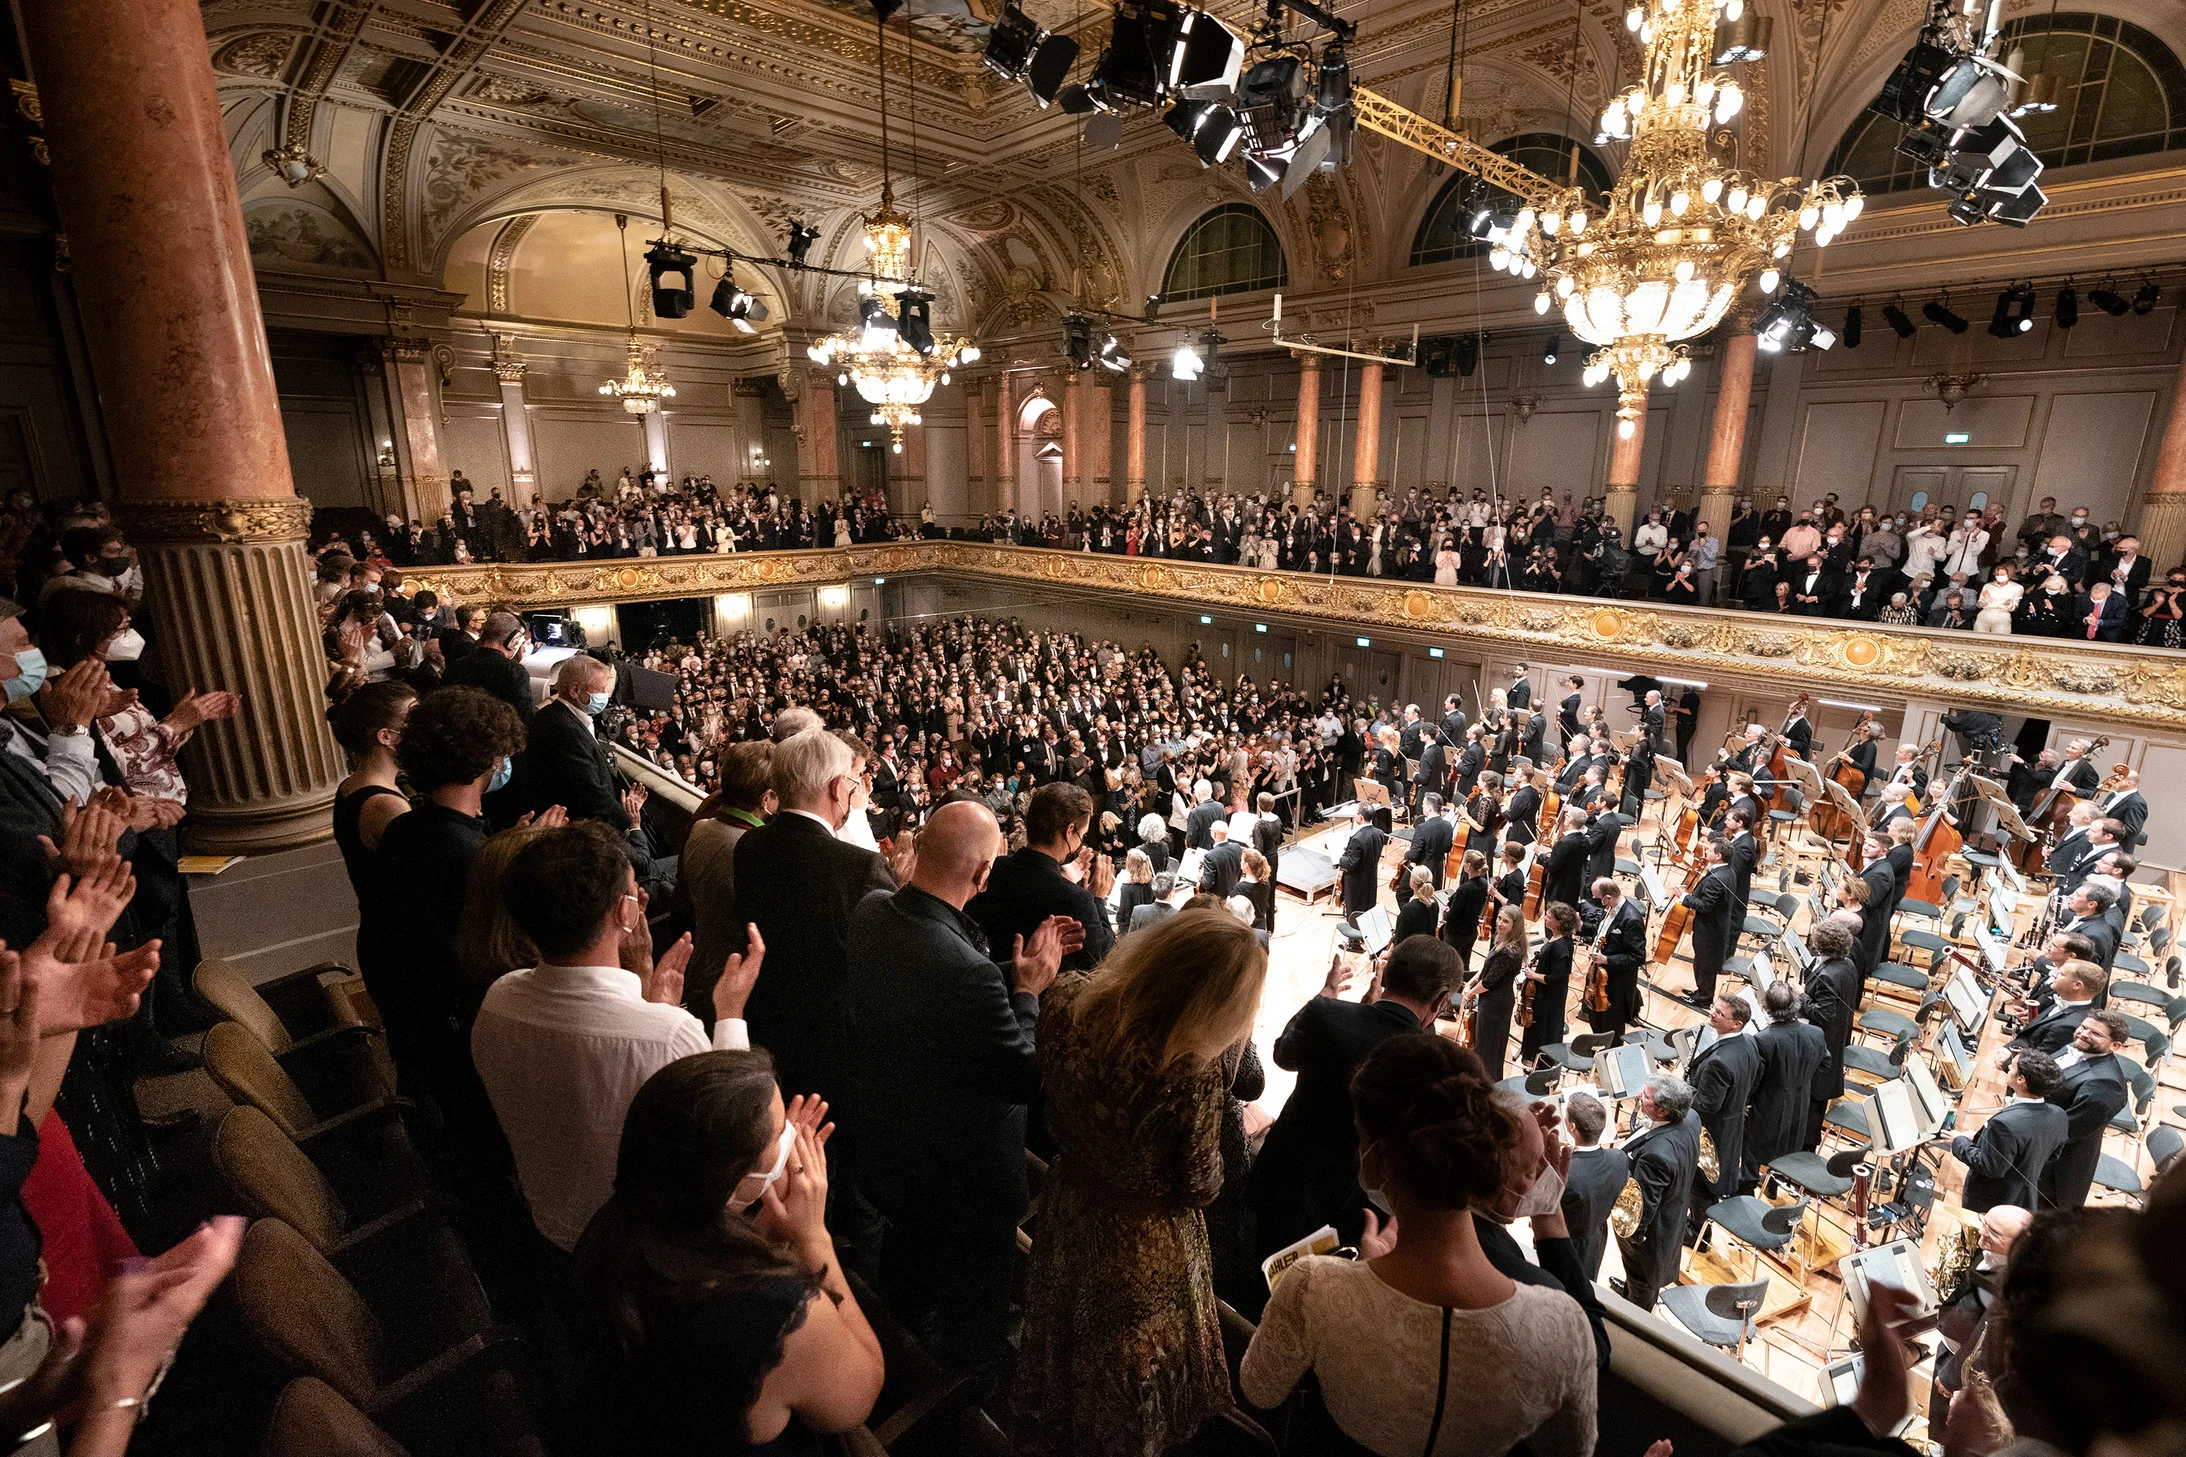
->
1496, 1069, 1562, 1098
1614, 857, 1643, 880
2147, 1125, 2183, 1185
1821, 1099, 1872, 1148
1538, 1032, 1620, 1080
1626, 1027, 1679, 1064
1761, 1153, 1855, 1204
1843, 1030, 1915, 1089
2107, 1061, 2156, 1161
1895, 927, 1953, 975
2093, 1153, 2145, 1204
2110, 980, 2169, 1015
1853, 1002, 1921, 1051
1869, 961, 1931, 997
1696, 1195, 1810, 1284
1659, 1280, 1770, 1365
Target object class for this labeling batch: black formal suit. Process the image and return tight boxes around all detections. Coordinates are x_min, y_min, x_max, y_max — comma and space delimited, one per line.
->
1504, 785, 1542, 846
1249, 997, 1423, 1252
1586, 897, 1647, 1037
1726, 830, 1758, 913
1519, 936, 1573, 1064
1127, 901, 1176, 933
2040, 1052, 2128, 1209
1336, 824, 1388, 919
1801, 956, 1862, 1104
733, 813, 896, 1101
1619, 1109, 1702, 1310
1185, 799, 1226, 849
516, 697, 628, 829
1197, 840, 1244, 901
2045, 829, 2094, 892
1745, 1019, 1826, 1183
1399, 719, 1428, 761
1681, 863, 1740, 1003
1583, 812, 1628, 887
1441, 709, 1469, 745
2066, 912, 2119, 974
441, 646, 536, 722
1440, 874, 1489, 968
1543, 832, 1588, 912
1686, 1031, 1761, 1209
1508, 678, 1533, 711
2012, 999, 2093, 1057
1404, 813, 1455, 889
1521, 712, 1549, 766
1949, 1098, 2068, 1214
2098, 788, 2147, 847
844, 885, 1038, 1362
1856, 861, 1896, 972
969, 844, 1116, 973
1563, 1144, 1631, 1278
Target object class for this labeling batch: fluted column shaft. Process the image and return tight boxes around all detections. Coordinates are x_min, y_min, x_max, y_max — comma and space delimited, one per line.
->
23, 0, 343, 850
2135, 351, 2186, 568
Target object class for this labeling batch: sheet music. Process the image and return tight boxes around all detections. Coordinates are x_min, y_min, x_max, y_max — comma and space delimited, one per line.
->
1843, 1240, 1938, 1328
1906, 1053, 1950, 1134
1177, 848, 1207, 884
1357, 905, 1393, 956
1636, 863, 1671, 913
1945, 964, 1987, 1032
1973, 923, 2008, 974
1778, 926, 1813, 973
1592, 1043, 1653, 1100
1988, 882, 2018, 933
1869, 1078, 1924, 1153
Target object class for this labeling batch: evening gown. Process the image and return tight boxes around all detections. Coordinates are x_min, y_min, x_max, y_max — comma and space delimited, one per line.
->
1474, 943, 1522, 1082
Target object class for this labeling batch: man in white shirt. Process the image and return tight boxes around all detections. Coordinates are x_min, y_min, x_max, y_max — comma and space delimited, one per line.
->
472, 820, 764, 1253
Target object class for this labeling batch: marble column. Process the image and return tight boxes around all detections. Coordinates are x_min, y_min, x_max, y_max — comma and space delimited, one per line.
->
1060, 372, 1083, 502
1125, 366, 1148, 504
788, 367, 840, 503
1350, 360, 1384, 518
22, 0, 345, 851
1698, 331, 1757, 542
1085, 378, 1113, 504
1605, 393, 1648, 533
2135, 350, 2186, 568
995, 375, 1018, 518
384, 339, 452, 522
495, 361, 536, 506
1292, 354, 1321, 507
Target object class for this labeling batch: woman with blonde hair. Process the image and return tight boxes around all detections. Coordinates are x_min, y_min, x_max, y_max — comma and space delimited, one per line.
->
1116, 846, 1159, 927
452, 823, 548, 1019
1016, 908, 1268, 1457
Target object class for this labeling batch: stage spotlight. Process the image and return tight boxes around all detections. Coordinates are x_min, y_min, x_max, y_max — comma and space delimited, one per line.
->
1543, 335, 1560, 364
1755, 278, 1835, 352
895, 288, 934, 356
2134, 279, 2162, 315
1712, 10, 1771, 62
646, 240, 698, 319
1243, 153, 1284, 192
786, 222, 820, 266
1988, 282, 2036, 338
857, 295, 898, 349
1097, 331, 1131, 373
1922, 297, 1968, 333
1881, 300, 1917, 338
1064, 314, 1096, 370
1236, 54, 1311, 155
1144, 293, 1162, 321
1088, 0, 1179, 112
709, 269, 769, 333
1169, 9, 1244, 99
2088, 282, 2130, 316
1843, 303, 1863, 348
1453, 334, 1481, 376
985, 2, 1080, 107
1876, 40, 2009, 130
2055, 283, 2078, 329
1172, 338, 1204, 381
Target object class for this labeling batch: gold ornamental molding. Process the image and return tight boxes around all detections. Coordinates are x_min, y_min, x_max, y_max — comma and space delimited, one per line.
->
407, 545, 2186, 733
126, 498, 314, 546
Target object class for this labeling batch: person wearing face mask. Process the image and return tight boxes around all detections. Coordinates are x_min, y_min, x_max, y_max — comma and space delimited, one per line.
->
1240, 1034, 1598, 1457
0, 598, 113, 810
473, 821, 758, 1259
570, 1049, 883, 1456
2134, 567, 2186, 648
442, 609, 536, 721
842, 801, 1078, 1369
39, 524, 142, 610
511, 652, 644, 843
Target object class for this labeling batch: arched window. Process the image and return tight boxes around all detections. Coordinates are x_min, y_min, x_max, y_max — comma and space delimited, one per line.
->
1828, 13, 2186, 195
1412, 133, 1615, 266
1161, 205, 1286, 302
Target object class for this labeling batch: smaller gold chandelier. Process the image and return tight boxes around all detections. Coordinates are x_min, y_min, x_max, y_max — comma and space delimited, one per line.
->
600, 329, 676, 415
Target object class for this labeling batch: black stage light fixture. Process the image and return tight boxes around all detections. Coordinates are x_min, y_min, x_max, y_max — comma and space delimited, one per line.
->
1923, 53, 2010, 129
2054, 283, 2078, 329
646, 240, 698, 319
2088, 281, 2130, 316
1170, 9, 1244, 99
1057, 84, 1098, 114
986, 3, 1081, 107
1089, 0, 1179, 112
1843, 303, 1863, 348
1755, 278, 1835, 352
1985, 181, 2046, 227
1097, 330, 1131, 372
1165, 98, 1209, 139
1713, 10, 1771, 62
1064, 313, 1096, 370
1543, 334, 1559, 364
1874, 41, 1954, 124
1143, 293, 1162, 321
785, 222, 820, 266
709, 268, 769, 333
1243, 153, 1284, 191
1453, 334, 1481, 376
1988, 282, 2036, 337
1196, 105, 1244, 166
894, 288, 935, 356
1236, 54, 1310, 154
1420, 337, 1455, 376
2134, 278, 2163, 315
1922, 297, 1969, 333
1881, 300, 1917, 338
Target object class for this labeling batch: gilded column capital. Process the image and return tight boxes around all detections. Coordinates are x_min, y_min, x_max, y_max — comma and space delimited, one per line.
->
492, 360, 528, 383
381, 336, 433, 365
126, 497, 312, 545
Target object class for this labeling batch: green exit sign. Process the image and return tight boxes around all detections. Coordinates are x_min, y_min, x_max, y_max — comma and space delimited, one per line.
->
1945, 431, 1971, 445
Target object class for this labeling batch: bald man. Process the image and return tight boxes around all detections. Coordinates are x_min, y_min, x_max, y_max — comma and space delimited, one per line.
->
843, 800, 1083, 1368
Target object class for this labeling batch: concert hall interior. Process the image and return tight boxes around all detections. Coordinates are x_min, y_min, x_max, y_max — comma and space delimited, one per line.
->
1, 0, 2185, 1454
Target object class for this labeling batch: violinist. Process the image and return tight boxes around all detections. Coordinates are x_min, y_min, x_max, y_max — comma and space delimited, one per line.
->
1571, 763, 1609, 816
1552, 735, 1594, 796
1462, 771, 1505, 858
1678, 837, 1741, 1008
1695, 765, 1731, 833
1851, 833, 1896, 974
1582, 801, 1630, 888
1504, 765, 1544, 847
1469, 904, 1528, 1081
1725, 772, 1764, 829
1622, 734, 1657, 818
1521, 901, 1579, 1065
1487, 843, 1527, 927
1439, 849, 1491, 969
1583, 878, 1648, 1039
1782, 697, 1814, 760
1542, 807, 1590, 911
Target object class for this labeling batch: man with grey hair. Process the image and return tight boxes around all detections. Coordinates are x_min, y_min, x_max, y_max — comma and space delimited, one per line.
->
772, 704, 823, 741
1744, 979, 1825, 1188
441, 608, 534, 721
515, 652, 643, 845
1616, 1073, 1701, 1313
1185, 777, 1224, 849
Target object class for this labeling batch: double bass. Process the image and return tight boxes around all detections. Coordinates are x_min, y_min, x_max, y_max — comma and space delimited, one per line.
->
1808, 712, 1877, 845
1904, 763, 1972, 906
2013, 736, 2112, 873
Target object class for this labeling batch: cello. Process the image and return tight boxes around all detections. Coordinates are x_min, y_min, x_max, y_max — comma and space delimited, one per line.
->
1904, 763, 1972, 907
1808, 712, 1876, 845
2013, 736, 2111, 874
1652, 894, 1694, 966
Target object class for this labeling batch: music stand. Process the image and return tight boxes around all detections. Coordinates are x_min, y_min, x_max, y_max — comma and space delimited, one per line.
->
1821, 776, 1864, 830
1591, 1042, 1654, 1102
1637, 863, 1672, 914
1784, 755, 1826, 800
1356, 905, 1394, 958
1841, 1239, 1940, 1332
1968, 774, 2035, 845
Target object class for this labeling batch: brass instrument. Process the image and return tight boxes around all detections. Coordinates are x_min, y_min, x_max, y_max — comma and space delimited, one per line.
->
1610, 1177, 1645, 1238
1930, 1215, 1982, 1311
1697, 1129, 1721, 1188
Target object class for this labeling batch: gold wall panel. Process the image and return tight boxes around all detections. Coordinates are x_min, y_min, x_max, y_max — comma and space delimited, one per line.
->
409, 544, 2186, 732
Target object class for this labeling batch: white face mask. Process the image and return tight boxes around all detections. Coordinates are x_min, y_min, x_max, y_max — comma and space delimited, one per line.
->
738, 1122, 797, 1206
1512, 1160, 1567, 1219
104, 628, 146, 663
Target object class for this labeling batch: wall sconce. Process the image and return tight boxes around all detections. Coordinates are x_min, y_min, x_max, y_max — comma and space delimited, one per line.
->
1508, 394, 1542, 424
377, 440, 396, 467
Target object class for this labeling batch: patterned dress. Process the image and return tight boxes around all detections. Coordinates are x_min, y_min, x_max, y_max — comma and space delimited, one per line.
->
1015, 973, 1234, 1457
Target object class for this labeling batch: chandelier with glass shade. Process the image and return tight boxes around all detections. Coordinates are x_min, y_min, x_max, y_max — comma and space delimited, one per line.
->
1469, 0, 1862, 437
802, 11, 979, 454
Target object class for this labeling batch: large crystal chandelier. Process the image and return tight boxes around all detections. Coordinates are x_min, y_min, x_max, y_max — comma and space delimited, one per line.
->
802, 11, 979, 453
601, 329, 676, 415
1482, 0, 1863, 436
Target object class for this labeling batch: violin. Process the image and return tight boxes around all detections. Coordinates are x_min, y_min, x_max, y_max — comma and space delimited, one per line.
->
1585, 917, 1613, 1014
1457, 984, 1481, 1046
1516, 950, 1538, 1029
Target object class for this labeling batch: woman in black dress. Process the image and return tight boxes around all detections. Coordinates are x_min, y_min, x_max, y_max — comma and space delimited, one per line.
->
575, 1051, 885, 1455
328, 680, 417, 999
1462, 775, 1504, 859
1393, 867, 1439, 945
1468, 904, 1527, 1081
1439, 850, 1490, 971
1519, 901, 1578, 1068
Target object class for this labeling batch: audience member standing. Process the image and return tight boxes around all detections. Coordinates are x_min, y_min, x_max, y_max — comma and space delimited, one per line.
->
676, 739, 772, 1022
1017, 910, 1266, 1457
441, 610, 536, 721
1561, 1093, 1629, 1278
843, 801, 1076, 1369
969, 781, 1116, 972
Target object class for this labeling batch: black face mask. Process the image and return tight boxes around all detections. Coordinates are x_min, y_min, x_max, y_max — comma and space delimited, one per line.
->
97, 555, 129, 577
